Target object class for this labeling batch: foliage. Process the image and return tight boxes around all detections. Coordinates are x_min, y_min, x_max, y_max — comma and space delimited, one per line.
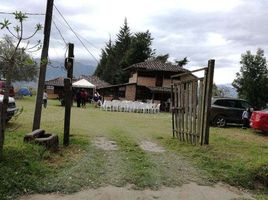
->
232, 48, 268, 109
94, 19, 154, 84
94, 19, 189, 85
0, 11, 42, 161
155, 54, 169, 63
175, 57, 189, 67
0, 35, 38, 81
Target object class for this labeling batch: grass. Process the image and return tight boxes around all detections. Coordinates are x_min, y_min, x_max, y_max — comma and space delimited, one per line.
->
0, 96, 267, 199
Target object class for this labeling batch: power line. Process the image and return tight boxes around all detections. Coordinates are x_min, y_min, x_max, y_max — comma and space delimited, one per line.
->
0, 11, 45, 16
52, 20, 67, 45
76, 32, 99, 50
53, 4, 99, 64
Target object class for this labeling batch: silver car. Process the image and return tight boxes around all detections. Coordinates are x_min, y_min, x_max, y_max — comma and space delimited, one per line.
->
0, 94, 18, 122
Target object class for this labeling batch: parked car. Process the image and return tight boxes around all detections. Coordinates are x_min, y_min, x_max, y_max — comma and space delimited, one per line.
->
210, 97, 252, 127
0, 94, 18, 122
250, 109, 268, 133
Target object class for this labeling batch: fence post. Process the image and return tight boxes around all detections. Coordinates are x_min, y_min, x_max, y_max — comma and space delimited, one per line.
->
203, 60, 215, 145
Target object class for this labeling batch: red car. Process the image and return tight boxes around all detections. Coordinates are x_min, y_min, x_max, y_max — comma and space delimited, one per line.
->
250, 109, 268, 133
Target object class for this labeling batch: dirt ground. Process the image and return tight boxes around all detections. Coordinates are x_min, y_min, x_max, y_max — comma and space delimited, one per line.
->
19, 137, 254, 200
20, 182, 253, 200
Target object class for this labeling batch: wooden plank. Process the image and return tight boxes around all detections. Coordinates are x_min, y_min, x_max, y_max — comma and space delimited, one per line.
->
200, 70, 208, 145
174, 84, 178, 136
189, 82, 193, 144
185, 83, 189, 143
181, 83, 185, 141
197, 79, 204, 145
178, 84, 182, 141
171, 84, 174, 138
204, 60, 215, 145
192, 80, 198, 144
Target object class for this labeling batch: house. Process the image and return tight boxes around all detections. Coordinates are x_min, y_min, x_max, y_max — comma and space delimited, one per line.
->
45, 75, 110, 99
97, 60, 192, 110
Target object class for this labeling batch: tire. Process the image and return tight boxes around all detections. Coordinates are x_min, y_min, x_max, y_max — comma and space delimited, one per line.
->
214, 115, 227, 127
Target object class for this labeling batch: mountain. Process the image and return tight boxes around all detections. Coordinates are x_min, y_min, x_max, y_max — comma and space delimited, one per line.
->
46, 59, 97, 80
217, 83, 238, 98
12, 59, 97, 89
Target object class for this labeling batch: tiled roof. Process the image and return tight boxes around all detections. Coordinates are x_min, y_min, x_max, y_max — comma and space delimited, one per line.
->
45, 76, 110, 89
45, 77, 65, 87
124, 60, 188, 73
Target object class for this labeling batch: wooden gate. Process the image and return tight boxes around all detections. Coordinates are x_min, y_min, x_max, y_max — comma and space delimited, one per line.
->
171, 60, 215, 145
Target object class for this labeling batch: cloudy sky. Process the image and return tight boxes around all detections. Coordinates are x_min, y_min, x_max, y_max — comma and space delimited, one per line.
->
0, 0, 267, 84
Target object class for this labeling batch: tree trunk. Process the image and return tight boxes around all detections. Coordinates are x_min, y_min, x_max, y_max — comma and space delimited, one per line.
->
0, 58, 14, 161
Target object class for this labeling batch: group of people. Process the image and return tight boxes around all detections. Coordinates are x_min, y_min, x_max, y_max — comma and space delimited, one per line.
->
76, 90, 101, 108
76, 89, 89, 107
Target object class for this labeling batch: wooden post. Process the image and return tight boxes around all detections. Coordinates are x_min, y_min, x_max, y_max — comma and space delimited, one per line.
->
63, 78, 71, 146
63, 43, 74, 146
32, 0, 54, 131
204, 60, 215, 145
171, 83, 175, 138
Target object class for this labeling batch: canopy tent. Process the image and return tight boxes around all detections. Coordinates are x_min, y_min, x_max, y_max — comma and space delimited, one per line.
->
72, 79, 96, 88
17, 87, 32, 96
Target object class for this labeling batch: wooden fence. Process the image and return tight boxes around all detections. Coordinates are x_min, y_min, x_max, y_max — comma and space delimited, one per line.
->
171, 60, 215, 145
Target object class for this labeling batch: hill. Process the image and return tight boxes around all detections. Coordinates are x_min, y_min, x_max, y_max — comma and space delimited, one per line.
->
217, 84, 238, 98
46, 59, 97, 80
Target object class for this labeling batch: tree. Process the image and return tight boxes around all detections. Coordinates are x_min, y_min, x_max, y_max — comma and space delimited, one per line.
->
232, 48, 268, 109
0, 35, 38, 82
125, 31, 154, 65
0, 11, 41, 160
155, 54, 169, 63
94, 19, 154, 84
175, 57, 189, 67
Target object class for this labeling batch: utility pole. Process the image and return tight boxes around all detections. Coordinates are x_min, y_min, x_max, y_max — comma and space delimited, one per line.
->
63, 43, 74, 146
32, 0, 54, 131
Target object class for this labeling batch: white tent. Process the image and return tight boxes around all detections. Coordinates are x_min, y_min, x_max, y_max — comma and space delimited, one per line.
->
72, 79, 96, 88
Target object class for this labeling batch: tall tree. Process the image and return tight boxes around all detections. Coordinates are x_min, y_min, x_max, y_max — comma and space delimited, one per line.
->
94, 19, 154, 84
0, 35, 38, 82
125, 31, 154, 65
155, 54, 169, 63
232, 48, 268, 109
175, 57, 189, 67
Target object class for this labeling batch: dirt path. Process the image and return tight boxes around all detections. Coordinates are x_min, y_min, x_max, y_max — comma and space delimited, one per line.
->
20, 182, 253, 200
19, 137, 254, 200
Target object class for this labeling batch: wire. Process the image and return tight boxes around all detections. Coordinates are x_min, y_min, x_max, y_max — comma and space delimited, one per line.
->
52, 20, 67, 45
76, 32, 99, 50
53, 4, 99, 64
0, 11, 45, 15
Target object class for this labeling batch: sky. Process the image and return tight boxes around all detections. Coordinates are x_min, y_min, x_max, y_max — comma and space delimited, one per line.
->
0, 0, 268, 84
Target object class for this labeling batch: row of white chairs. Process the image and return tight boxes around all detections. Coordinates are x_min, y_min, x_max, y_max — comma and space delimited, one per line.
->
101, 100, 161, 114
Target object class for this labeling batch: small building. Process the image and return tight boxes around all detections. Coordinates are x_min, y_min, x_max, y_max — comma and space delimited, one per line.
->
97, 60, 192, 111
45, 75, 110, 99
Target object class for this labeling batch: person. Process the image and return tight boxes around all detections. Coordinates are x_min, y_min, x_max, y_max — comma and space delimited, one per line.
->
93, 91, 100, 107
76, 90, 81, 107
81, 89, 87, 108
242, 108, 250, 129
43, 90, 48, 108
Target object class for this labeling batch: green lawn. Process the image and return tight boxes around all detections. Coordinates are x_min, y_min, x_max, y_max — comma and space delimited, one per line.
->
0, 96, 267, 200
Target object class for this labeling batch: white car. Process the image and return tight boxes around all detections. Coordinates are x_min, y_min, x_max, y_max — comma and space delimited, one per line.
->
0, 94, 18, 122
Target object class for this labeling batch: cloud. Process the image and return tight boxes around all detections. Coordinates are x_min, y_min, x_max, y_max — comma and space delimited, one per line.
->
1, 0, 268, 84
